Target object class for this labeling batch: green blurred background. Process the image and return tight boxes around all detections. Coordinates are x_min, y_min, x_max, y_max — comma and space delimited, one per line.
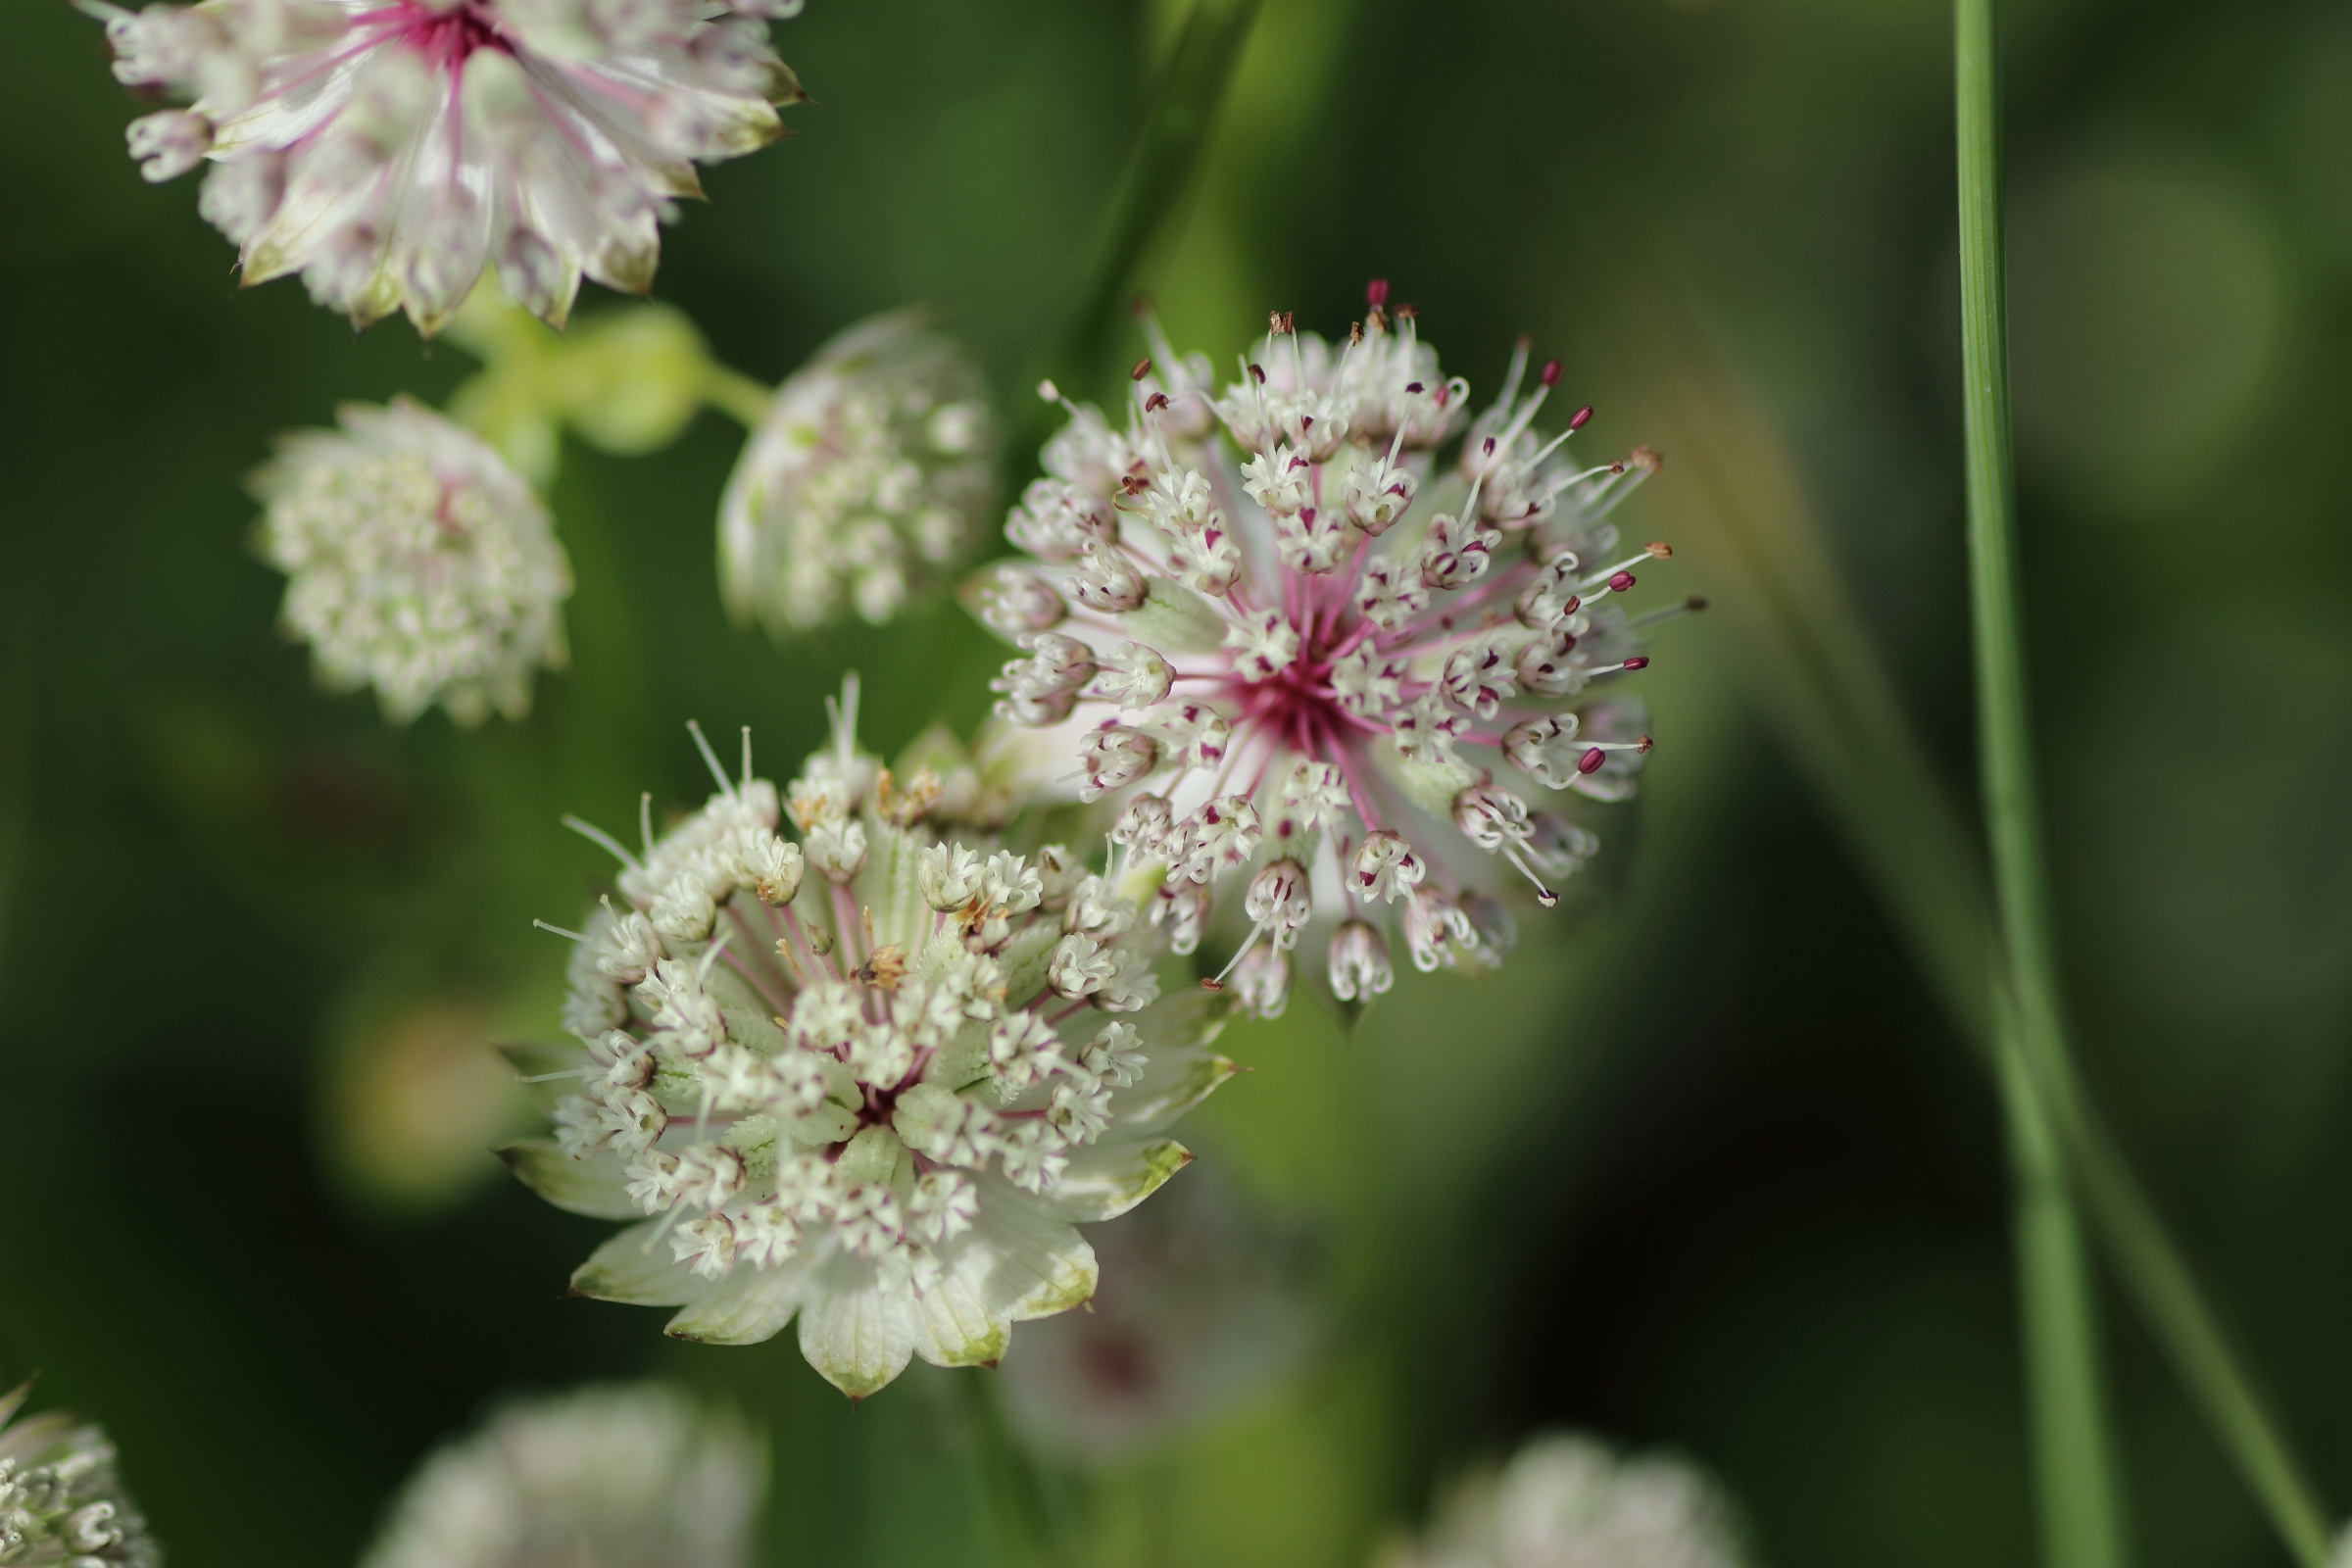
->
5, 0, 2352, 1563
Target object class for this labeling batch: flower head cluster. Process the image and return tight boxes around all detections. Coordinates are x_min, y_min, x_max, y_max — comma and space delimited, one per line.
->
0, 1383, 159, 1568
505, 680, 1236, 1398
972, 286, 1687, 1013
361, 1383, 761, 1568
1383, 1432, 1745, 1568
254, 397, 571, 724
93, 0, 805, 332
719, 310, 998, 633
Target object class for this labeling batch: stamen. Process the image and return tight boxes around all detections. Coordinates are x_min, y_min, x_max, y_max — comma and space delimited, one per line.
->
695, 930, 734, 983
639, 793, 655, 858
564, 814, 640, 868
533, 918, 588, 942
686, 719, 734, 798
740, 726, 754, 790
1203, 920, 1270, 989
1499, 844, 1559, 906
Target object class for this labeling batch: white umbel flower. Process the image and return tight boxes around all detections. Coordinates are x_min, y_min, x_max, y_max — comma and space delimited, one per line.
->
503, 679, 1236, 1399
360, 1383, 761, 1568
974, 285, 1690, 1007
255, 396, 571, 724
91, 0, 805, 333
1384, 1432, 1745, 1568
0, 1382, 160, 1568
718, 310, 998, 634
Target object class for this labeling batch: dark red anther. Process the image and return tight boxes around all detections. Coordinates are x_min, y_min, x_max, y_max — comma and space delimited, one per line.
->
1482, 436, 1496, 456
1249, 364, 1266, 385
1299, 416, 1314, 430
1145, 392, 1170, 413
1577, 748, 1606, 775
1404, 381, 1424, 394
1623, 657, 1650, 670
1608, 570, 1636, 592
1569, 404, 1593, 431
1131, 358, 1152, 381
1367, 278, 1390, 307
1298, 507, 1316, 524
1540, 359, 1562, 387
1637, 735, 1655, 753
1561, 596, 1580, 617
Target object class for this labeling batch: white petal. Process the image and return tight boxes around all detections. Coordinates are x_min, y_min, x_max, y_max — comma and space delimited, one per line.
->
795, 1250, 918, 1398
665, 1253, 812, 1346
907, 1236, 1011, 1369
498, 1140, 638, 1220
1029, 1137, 1193, 1224
971, 1177, 1097, 1322
570, 1220, 718, 1307
1110, 1049, 1240, 1137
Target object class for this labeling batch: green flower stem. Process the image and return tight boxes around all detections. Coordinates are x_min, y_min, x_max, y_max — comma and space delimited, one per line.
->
1953, 6, 2335, 1563
1600, 277, 2334, 1566
700, 363, 775, 429
1056, 0, 1266, 392
1953, 4, 2131, 1561
2058, 1087, 2335, 1566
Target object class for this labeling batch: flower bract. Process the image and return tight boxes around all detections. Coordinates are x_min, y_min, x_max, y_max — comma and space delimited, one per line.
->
92, 0, 806, 332
503, 681, 1236, 1398
360, 1383, 761, 1568
718, 309, 999, 633
254, 396, 571, 725
971, 287, 1688, 1011
0, 1382, 160, 1568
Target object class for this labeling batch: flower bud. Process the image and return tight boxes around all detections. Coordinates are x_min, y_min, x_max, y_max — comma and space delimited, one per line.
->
1078, 727, 1158, 802
1328, 920, 1394, 1003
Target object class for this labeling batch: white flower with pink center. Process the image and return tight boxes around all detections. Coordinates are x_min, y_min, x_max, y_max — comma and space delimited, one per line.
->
977, 284, 1698, 1013
89, 0, 805, 333
508, 688, 1237, 1399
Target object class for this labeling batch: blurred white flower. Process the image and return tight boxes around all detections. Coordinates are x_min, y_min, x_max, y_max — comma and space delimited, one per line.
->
1384, 1432, 1745, 1568
254, 396, 570, 725
89, 0, 806, 333
719, 310, 998, 634
0, 1382, 160, 1568
974, 285, 1691, 1010
504, 680, 1237, 1398
1000, 1163, 1318, 1461
360, 1383, 761, 1568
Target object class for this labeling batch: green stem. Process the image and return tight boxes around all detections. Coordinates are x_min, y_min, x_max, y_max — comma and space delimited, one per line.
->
2059, 1069, 2335, 1565
1056, 0, 1265, 390
1991, 996, 2130, 1568
1953, 3, 2130, 1563
1607, 277, 2337, 1568
701, 364, 776, 430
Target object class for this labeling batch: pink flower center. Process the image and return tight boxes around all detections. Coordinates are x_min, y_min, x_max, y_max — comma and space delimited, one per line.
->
368, 0, 506, 71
